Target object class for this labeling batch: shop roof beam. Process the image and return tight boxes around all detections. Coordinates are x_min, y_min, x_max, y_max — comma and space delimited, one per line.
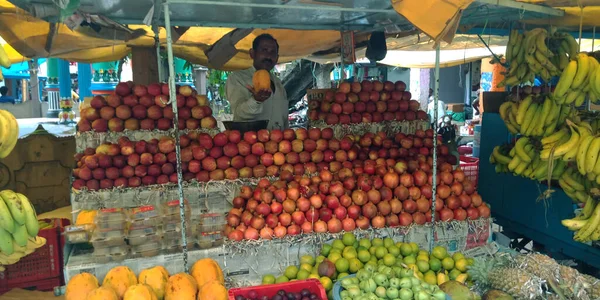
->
164, 0, 396, 14
475, 0, 565, 17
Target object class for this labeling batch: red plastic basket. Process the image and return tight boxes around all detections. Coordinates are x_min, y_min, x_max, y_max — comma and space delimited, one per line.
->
459, 156, 479, 186
228, 279, 327, 300
0, 219, 61, 291
0, 276, 61, 294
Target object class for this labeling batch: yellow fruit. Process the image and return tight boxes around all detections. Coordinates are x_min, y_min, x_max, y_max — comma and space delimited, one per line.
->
442, 257, 455, 270
252, 70, 271, 91
165, 273, 198, 300
424, 271, 437, 285
335, 258, 349, 273
139, 266, 169, 300
452, 252, 465, 261
416, 260, 430, 273
102, 266, 138, 299
262, 275, 276, 284
124, 284, 158, 300
198, 281, 228, 300
190, 258, 224, 288
449, 269, 462, 280
66, 272, 99, 300
432, 246, 448, 260
86, 286, 119, 300
455, 258, 468, 272
320, 277, 333, 291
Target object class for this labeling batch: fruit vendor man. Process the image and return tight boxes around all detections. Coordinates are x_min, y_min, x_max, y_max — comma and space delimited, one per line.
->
226, 34, 289, 130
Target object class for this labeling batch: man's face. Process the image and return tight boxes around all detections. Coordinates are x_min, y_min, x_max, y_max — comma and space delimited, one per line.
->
251, 39, 279, 71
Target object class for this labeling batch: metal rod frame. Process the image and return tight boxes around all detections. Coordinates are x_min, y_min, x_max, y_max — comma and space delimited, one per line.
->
475, 0, 564, 16
164, 1, 190, 271
430, 45, 440, 250
165, 0, 395, 13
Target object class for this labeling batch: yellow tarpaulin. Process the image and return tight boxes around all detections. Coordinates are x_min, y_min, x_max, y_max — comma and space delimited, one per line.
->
391, 0, 474, 44
0, 0, 357, 70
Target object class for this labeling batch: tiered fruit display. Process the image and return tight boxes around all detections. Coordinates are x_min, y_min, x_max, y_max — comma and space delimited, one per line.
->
77, 81, 217, 133
65, 258, 227, 300
493, 43, 600, 244
500, 28, 579, 86
225, 159, 489, 240
469, 252, 600, 299
308, 80, 429, 125
71, 128, 458, 191
262, 233, 474, 298
0, 190, 48, 271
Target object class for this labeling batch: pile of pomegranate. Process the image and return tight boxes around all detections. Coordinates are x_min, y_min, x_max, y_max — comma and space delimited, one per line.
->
308, 80, 429, 125
71, 128, 455, 191
77, 81, 217, 133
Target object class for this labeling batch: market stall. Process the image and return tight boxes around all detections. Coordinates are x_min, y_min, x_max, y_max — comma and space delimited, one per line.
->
2, 0, 600, 299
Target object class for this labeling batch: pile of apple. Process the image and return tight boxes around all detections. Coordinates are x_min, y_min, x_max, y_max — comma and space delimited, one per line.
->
308, 80, 429, 125
226, 158, 490, 241
77, 81, 217, 133
72, 127, 457, 191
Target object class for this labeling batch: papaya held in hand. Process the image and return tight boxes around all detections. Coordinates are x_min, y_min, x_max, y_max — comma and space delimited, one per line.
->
252, 69, 272, 92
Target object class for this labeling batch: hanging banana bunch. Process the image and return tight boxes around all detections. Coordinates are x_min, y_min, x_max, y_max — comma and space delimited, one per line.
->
499, 28, 580, 88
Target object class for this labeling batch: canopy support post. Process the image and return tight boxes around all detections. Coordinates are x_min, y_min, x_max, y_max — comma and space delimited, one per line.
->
164, 0, 189, 272
430, 44, 440, 251
153, 25, 164, 82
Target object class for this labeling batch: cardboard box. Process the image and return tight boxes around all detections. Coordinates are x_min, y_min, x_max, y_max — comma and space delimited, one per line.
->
481, 91, 508, 113
447, 104, 464, 113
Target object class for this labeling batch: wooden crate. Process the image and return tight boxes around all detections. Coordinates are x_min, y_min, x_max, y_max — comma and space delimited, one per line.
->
0, 125, 75, 214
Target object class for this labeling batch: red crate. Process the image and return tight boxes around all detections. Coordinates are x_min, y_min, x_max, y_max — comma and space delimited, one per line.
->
228, 279, 327, 300
0, 219, 62, 291
0, 276, 61, 294
460, 156, 479, 186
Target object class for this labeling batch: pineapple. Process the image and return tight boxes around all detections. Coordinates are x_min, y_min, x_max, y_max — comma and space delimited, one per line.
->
468, 257, 545, 299
515, 253, 589, 298
583, 274, 600, 299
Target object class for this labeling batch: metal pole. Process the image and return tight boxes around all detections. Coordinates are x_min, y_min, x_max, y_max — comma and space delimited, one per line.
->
430, 44, 440, 251
154, 25, 164, 82
163, 1, 189, 271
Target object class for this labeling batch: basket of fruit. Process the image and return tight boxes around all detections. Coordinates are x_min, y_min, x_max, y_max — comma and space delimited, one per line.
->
228, 279, 327, 300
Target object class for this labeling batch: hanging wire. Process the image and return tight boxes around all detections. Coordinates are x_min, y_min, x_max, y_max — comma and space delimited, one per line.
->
578, 0, 584, 52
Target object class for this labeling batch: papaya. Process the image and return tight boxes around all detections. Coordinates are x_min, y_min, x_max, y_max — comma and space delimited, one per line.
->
124, 283, 158, 300
252, 70, 271, 91
102, 266, 138, 299
198, 281, 228, 300
190, 258, 224, 288
139, 266, 169, 300
86, 286, 119, 300
165, 273, 198, 300
66, 272, 99, 300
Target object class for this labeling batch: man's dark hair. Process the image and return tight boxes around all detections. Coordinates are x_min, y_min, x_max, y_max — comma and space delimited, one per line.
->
252, 34, 279, 52
0, 86, 7, 96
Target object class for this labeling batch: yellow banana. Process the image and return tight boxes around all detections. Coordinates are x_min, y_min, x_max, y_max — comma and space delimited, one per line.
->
563, 143, 579, 162
535, 31, 550, 55
554, 60, 579, 98
574, 203, 600, 241
572, 53, 590, 90
521, 102, 539, 135
542, 127, 568, 145
565, 89, 581, 105
577, 135, 594, 175
515, 137, 532, 163
562, 218, 588, 231
0, 110, 18, 158
542, 122, 580, 159
563, 169, 586, 191
586, 137, 600, 174
493, 146, 513, 165
499, 101, 512, 122
576, 197, 598, 220
516, 95, 533, 125
562, 33, 580, 58
508, 155, 522, 172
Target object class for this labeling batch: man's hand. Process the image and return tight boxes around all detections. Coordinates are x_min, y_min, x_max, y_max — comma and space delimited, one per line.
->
246, 85, 271, 102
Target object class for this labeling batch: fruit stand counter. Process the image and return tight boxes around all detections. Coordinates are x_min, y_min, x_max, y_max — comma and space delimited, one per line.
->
64, 219, 492, 286
478, 113, 600, 268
